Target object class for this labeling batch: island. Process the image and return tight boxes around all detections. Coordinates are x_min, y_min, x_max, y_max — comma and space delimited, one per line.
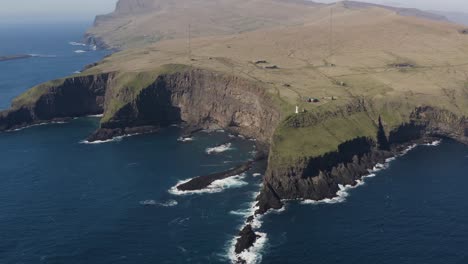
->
1, 0, 468, 262
0, 54, 33, 62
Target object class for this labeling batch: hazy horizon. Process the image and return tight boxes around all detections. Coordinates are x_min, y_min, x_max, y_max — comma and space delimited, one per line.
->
314, 0, 468, 13
0, 0, 117, 23
1, 0, 468, 24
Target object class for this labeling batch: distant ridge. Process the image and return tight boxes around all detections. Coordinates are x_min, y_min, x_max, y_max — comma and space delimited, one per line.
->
340, 1, 447, 22
86, 0, 449, 50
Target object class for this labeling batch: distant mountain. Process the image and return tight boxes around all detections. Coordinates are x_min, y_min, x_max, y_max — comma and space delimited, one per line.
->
341, 1, 447, 22
431, 10, 468, 26
86, 0, 452, 50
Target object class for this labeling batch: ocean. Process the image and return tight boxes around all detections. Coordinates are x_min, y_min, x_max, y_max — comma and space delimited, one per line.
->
1, 22, 467, 264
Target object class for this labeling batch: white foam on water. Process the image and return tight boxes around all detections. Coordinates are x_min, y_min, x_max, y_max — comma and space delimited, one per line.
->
73, 71, 81, 74
228, 232, 267, 264
139, 199, 178, 207
177, 137, 194, 142
424, 140, 442, 146
86, 114, 104, 118
169, 174, 248, 195
226, 190, 286, 264
206, 143, 233, 154
301, 142, 424, 205
74, 50, 87, 53
252, 173, 262, 177
7, 121, 67, 132
79, 133, 142, 144
80, 136, 124, 144
29, 54, 57, 58
69, 41, 87, 46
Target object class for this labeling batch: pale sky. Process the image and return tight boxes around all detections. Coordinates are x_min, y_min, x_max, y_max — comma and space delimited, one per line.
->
1, 0, 468, 23
315, 0, 468, 13
0, 0, 118, 23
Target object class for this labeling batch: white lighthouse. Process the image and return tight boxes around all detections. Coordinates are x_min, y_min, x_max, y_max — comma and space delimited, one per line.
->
295, 105, 299, 114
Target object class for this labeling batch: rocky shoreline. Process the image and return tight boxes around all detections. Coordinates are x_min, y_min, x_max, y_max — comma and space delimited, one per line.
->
0, 66, 467, 264
86, 125, 160, 142
232, 136, 446, 262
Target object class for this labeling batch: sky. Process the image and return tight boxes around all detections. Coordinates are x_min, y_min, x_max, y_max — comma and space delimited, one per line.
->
0, 0, 118, 23
1, 0, 468, 24
315, 0, 468, 13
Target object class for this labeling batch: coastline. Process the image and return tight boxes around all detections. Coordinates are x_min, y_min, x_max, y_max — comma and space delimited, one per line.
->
230, 137, 443, 264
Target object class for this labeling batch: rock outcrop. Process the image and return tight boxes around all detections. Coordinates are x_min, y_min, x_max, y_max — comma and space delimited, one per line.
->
0, 74, 111, 131
92, 68, 281, 144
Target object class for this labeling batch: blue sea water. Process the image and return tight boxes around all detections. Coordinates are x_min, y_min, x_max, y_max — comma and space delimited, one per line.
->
0, 23, 263, 264
1, 22, 468, 264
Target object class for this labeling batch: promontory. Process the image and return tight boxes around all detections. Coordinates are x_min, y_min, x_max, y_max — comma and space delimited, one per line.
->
1, 0, 468, 262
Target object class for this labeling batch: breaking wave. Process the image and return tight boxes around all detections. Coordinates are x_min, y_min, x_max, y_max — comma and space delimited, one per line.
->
424, 140, 442, 146
177, 137, 194, 142
169, 173, 248, 195
29, 54, 57, 58
86, 114, 104, 118
301, 140, 441, 205
79, 133, 142, 144
206, 143, 233, 154
74, 50, 87, 53
69, 41, 87, 46
7, 121, 67, 132
139, 199, 178, 207
80, 136, 124, 144
227, 191, 284, 264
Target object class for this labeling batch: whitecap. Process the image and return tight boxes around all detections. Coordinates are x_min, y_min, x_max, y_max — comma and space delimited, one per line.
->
424, 140, 442, 146
29, 54, 57, 58
139, 199, 178, 207
169, 174, 247, 195
177, 137, 194, 142
252, 173, 262, 177
226, 190, 284, 264
7, 121, 67, 132
73, 71, 81, 74
69, 41, 87, 46
79, 133, 142, 144
86, 114, 104, 118
206, 143, 233, 154
228, 231, 267, 264
74, 50, 87, 53
80, 136, 124, 144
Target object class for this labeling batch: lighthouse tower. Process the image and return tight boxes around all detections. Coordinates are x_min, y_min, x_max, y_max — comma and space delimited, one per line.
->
295, 105, 299, 114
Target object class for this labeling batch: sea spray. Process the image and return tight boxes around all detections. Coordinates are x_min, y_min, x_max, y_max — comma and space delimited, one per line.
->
206, 143, 233, 154
139, 199, 178, 207
169, 174, 248, 195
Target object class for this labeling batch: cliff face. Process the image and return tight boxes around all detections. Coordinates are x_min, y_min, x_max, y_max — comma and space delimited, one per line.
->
97, 69, 281, 143
0, 67, 280, 145
257, 106, 468, 213
0, 74, 111, 131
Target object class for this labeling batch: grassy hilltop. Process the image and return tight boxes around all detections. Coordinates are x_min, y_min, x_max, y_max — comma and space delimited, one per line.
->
6, 1, 468, 164
80, 3, 468, 162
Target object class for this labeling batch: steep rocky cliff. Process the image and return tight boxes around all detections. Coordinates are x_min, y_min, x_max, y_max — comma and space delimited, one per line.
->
0, 74, 111, 131
1, 63, 468, 263
92, 67, 281, 144
256, 106, 468, 213
0, 66, 281, 145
